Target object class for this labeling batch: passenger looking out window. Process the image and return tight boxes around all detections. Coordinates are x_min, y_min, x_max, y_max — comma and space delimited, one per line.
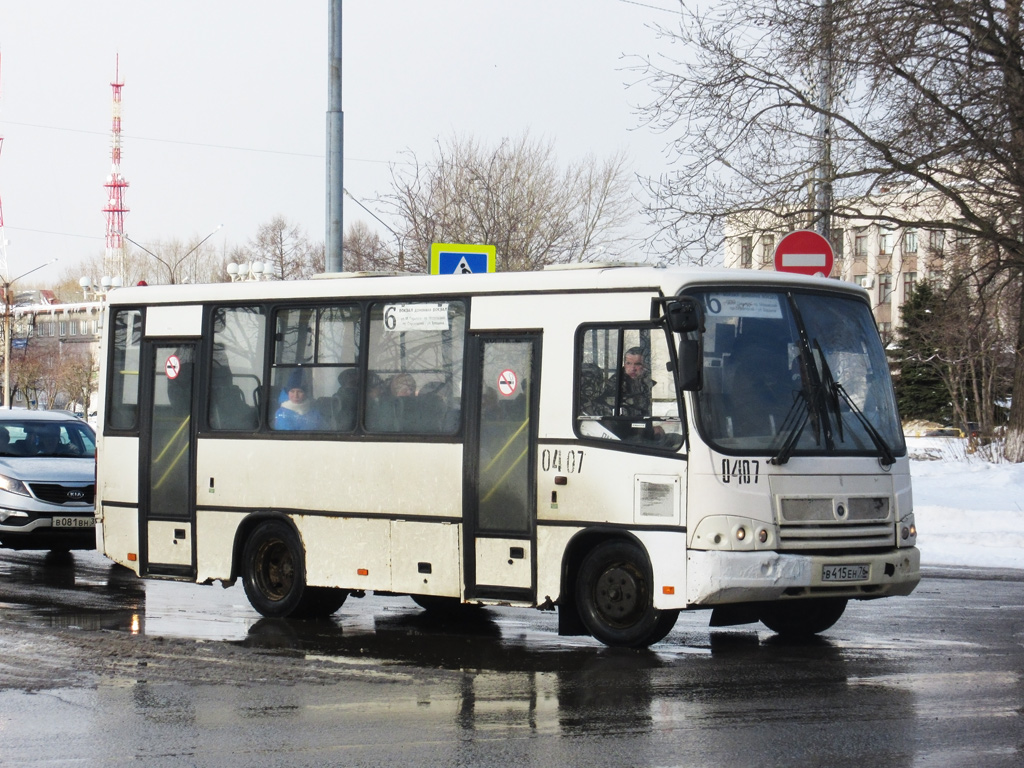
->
273, 369, 325, 431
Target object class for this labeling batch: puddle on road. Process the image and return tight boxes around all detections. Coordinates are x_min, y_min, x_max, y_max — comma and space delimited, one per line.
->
0, 549, 724, 671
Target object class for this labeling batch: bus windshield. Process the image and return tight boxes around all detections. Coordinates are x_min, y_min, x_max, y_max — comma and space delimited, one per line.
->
691, 289, 905, 460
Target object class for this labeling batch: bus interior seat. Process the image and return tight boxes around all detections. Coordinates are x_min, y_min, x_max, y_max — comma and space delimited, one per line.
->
210, 367, 258, 430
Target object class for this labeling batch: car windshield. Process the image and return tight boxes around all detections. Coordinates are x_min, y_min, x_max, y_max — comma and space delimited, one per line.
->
0, 420, 97, 459
691, 288, 905, 459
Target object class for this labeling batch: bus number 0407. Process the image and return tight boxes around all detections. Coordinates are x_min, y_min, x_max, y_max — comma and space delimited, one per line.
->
722, 458, 759, 484
541, 449, 585, 474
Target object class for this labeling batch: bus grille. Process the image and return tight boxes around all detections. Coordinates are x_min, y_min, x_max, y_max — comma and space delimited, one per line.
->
777, 496, 894, 550
28, 483, 95, 505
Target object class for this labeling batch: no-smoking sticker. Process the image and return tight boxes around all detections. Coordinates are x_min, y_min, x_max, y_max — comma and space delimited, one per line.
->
165, 354, 181, 380
497, 369, 518, 397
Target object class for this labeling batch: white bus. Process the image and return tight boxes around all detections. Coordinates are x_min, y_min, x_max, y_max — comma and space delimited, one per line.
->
95, 265, 919, 648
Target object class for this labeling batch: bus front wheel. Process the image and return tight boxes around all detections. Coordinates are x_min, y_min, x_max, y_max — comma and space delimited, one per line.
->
575, 540, 679, 648
759, 598, 847, 637
241, 520, 346, 619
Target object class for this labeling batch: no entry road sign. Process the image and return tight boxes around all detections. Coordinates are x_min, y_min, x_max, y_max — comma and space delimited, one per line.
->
773, 230, 834, 277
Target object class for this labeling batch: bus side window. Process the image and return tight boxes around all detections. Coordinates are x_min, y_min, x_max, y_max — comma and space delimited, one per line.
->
108, 308, 143, 431
269, 304, 361, 433
575, 325, 683, 450
365, 300, 465, 436
209, 306, 265, 432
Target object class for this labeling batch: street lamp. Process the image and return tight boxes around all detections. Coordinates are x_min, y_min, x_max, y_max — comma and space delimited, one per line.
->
79, 275, 124, 302
3, 259, 58, 409
125, 224, 224, 284
226, 261, 267, 281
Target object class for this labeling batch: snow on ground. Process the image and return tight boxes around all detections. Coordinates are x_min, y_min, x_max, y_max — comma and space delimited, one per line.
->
908, 437, 1024, 570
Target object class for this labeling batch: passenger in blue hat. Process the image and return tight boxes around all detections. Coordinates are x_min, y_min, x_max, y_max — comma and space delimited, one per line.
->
273, 369, 324, 430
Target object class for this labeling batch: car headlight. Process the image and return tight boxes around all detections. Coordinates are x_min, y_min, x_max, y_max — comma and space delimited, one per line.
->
0, 473, 30, 497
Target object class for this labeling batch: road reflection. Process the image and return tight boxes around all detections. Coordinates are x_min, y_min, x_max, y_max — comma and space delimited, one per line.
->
0, 548, 924, 765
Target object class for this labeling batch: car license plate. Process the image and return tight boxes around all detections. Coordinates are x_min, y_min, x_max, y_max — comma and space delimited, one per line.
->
822, 564, 869, 582
52, 516, 95, 529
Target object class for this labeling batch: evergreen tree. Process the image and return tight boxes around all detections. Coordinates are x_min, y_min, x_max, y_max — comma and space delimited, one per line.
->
892, 282, 949, 423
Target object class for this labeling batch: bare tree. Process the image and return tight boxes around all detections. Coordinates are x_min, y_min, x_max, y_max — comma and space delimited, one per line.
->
56, 346, 98, 414
248, 216, 321, 281
343, 219, 396, 272
381, 132, 636, 272
638, 0, 1024, 459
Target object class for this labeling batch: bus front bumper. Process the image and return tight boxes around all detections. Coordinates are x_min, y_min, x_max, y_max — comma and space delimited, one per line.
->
686, 547, 921, 606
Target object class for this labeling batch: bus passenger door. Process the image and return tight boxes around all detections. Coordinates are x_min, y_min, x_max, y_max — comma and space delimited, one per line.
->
138, 341, 197, 578
464, 334, 540, 602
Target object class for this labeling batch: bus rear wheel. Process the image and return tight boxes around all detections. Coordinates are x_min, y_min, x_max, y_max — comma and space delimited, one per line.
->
241, 520, 346, 619
759, 597, 847, 637
575, 540, 679, 648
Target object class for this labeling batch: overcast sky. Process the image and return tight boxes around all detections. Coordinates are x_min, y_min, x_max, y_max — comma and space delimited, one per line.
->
0, 1, 682, 286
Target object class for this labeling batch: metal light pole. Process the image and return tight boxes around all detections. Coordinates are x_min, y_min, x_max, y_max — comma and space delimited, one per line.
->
3, 259, 58, 409
326, 0, 344, 272
125, 225, 223, 284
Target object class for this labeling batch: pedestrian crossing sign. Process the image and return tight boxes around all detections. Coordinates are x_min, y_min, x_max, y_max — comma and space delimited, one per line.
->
430, 243, 497, 275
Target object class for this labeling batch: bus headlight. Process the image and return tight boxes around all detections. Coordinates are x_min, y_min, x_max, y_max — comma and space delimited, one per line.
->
692, 516, 776, 551
899, 513, 917, 546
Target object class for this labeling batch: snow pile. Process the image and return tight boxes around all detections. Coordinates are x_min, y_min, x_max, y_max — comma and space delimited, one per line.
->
909, 438, 1024, 570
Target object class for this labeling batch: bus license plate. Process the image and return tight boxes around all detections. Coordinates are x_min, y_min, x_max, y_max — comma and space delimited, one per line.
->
822, 564, 869, 582
52, 516, 95, 529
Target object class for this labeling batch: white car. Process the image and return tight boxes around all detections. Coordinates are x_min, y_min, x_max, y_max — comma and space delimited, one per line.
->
0, 410, 97, 551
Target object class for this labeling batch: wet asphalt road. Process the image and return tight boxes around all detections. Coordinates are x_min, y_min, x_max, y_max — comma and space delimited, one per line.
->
0, 550, 1022, 767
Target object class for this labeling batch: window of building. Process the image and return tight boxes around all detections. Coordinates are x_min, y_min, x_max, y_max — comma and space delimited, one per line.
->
904, 272, 917, 301
739, 237, 753, 269
854, 274, 869, 288
879, 230, 893, 255
855, 234, 868, 259
878, 322, 892, 344
830, 229, 844, 258
70, 320, 79, 336
761, 234, 775, 267
59, 321, 67, 336
928, 229, 945, 253
904, 230, 918, 253
878, 272, 893, 305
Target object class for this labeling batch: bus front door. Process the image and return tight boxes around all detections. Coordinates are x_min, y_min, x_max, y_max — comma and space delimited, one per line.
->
138, 341, 197, 578
464, 335, 539, 602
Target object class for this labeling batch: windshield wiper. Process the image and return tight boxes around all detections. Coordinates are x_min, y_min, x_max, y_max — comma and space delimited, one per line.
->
814, 341, 896, 466
769, 390, 811, 466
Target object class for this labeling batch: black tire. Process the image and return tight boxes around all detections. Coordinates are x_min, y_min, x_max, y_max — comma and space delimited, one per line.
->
759, 598, 847, 637
241, 520, 347, 619
575, 540, 680, 648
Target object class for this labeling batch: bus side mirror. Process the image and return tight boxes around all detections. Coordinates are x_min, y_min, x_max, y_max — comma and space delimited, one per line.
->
665, 298, 704, 334
666, 298, 703, 391
677, 338, 702, 391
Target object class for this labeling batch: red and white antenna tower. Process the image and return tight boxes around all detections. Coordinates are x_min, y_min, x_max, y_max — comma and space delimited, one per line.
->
102, 55, 129, 281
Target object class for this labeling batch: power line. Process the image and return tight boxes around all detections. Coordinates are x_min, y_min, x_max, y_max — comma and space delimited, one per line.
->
0, 119, 394, 165
617, 0, 681, 15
